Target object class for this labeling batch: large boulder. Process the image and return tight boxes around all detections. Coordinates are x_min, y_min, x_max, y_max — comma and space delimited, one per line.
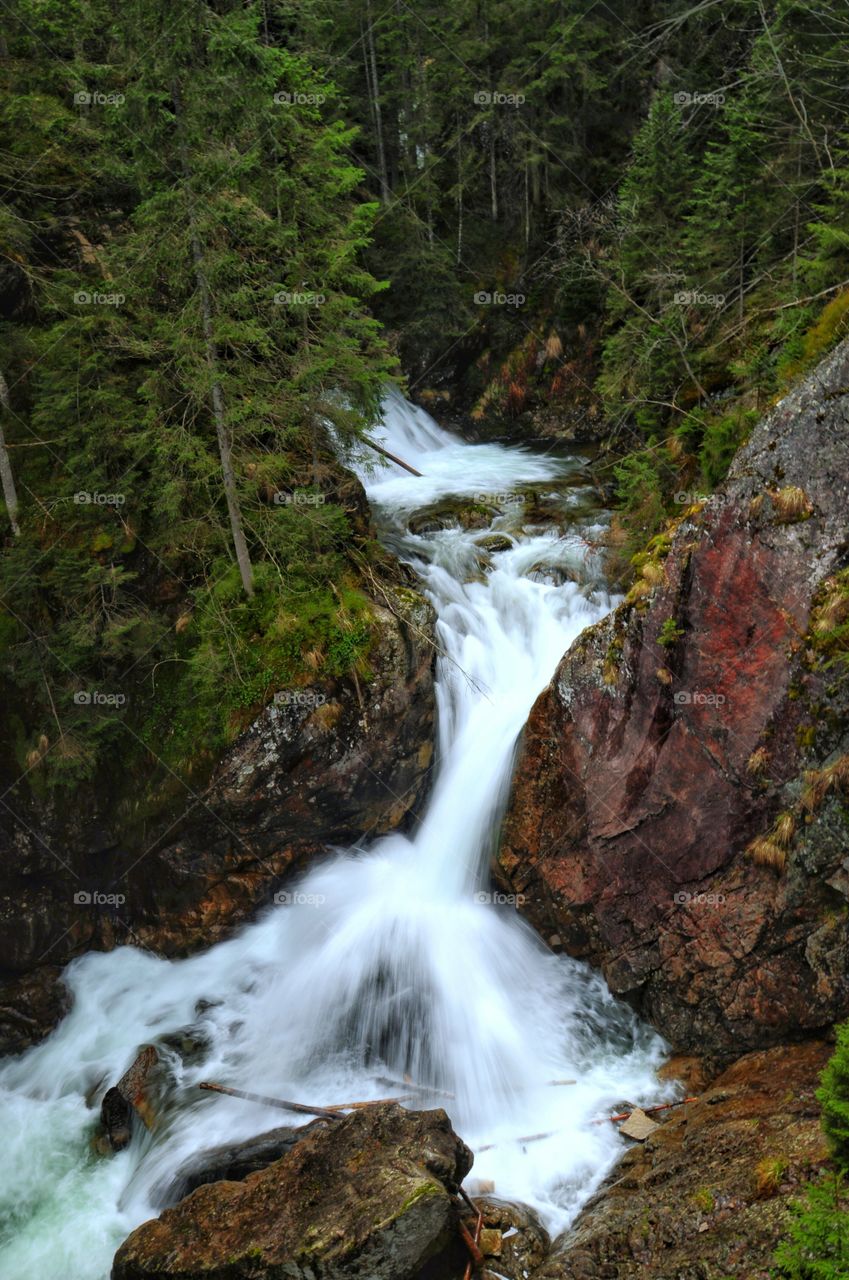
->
112, 1103, 473, 1280
498, 338, 849, 1059
158, 1120, 328, 1204
0, 584, 436, 1054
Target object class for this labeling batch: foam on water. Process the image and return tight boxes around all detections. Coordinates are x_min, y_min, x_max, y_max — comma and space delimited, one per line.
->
0, 390, 668, 1278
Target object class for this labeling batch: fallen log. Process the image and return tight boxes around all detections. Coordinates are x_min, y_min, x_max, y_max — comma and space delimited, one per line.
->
198, 1081, 422, 1119
322, 1094, 419, 1112
361, 434, 423, 477
375, 1074, 455, 1100
198, 1082, 341, 1121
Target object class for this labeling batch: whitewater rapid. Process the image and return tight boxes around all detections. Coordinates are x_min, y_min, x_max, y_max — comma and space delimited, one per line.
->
0, 392, 667, 1279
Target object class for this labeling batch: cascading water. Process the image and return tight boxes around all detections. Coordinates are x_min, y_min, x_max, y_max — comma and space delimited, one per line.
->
0, 392, 668, 1279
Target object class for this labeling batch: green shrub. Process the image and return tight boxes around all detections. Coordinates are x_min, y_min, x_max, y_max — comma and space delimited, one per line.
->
773, 1023, 849, 1277
819, 1023, 849, 1166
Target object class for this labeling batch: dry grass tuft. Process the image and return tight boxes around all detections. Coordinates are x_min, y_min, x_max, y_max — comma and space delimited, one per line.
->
544, 331, 563, 361
771, 485, 813, 522
746, 836, 788, 872
746, 747, 771, 776
812, 578, 849, 633
772, 811, 796, 848
625, 577, 652, 605
802, 753, 849, 812
755, 1155, 789, 1198
641, 561, 666, 586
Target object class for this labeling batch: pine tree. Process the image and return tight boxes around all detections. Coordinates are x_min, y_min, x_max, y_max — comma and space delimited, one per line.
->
0, 0, 395, 783
818, 1022, 849, 1165
773, 1023, 849, 1278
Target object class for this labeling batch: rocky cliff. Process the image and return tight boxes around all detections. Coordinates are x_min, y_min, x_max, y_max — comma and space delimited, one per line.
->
498, 338, 849, 1060
0, 587, 435, 1054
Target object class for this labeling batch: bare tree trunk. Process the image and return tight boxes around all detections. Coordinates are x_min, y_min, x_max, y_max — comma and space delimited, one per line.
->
365, 0, 390, 204
456, 122, 463, 264
524, 144, 530, 246
0, 373, 21, 537
172, 81, 254, 597
792, 139, 801, 289
489, 123, 498, 221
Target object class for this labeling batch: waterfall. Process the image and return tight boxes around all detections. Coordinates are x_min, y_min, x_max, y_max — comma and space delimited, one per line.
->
0, 393, 667, 1279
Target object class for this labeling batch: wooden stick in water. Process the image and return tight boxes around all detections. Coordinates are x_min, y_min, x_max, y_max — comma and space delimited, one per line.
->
321, 1095, 419, 1112
361, 435, 423, 476
198, 1081, 342, 1120
374, 1075, 455, 1099
198, 1081, 422, 1119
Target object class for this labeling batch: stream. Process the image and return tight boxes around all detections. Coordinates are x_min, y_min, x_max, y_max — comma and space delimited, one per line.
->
0, 392, 667, 1279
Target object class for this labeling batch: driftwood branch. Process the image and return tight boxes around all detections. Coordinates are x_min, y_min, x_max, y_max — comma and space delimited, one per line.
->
198, 1081, 341, 1121
374, 1075, 455, 1099
198, 1080, 433, 1118
361, 433, 423, 476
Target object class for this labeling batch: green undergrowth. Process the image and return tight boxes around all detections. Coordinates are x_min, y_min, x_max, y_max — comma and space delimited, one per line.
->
140, 567, 376, 780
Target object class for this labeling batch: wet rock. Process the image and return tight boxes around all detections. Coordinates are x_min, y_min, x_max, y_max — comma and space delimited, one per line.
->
408, 497, 497, 536
525, 563, 575, 587
536, 1042, 831, 1280
475, 534, 514, 554
100, 1087, 133, 1153
159, 1121, 329, 1205
98, 1046, 162, 1152
112, 1103, 473, 1280
498, 337, 849, 1059
472, 1197, 550, 1278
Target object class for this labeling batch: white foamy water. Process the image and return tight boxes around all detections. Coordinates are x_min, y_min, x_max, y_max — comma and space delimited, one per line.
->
0, 391, 667, 1279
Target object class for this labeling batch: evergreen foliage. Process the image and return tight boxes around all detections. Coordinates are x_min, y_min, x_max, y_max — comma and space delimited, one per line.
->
773, 1024, 849, 1278
4, 0, 849, 789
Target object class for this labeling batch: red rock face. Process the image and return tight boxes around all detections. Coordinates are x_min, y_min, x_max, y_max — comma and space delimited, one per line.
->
499, 340, 849, 1059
